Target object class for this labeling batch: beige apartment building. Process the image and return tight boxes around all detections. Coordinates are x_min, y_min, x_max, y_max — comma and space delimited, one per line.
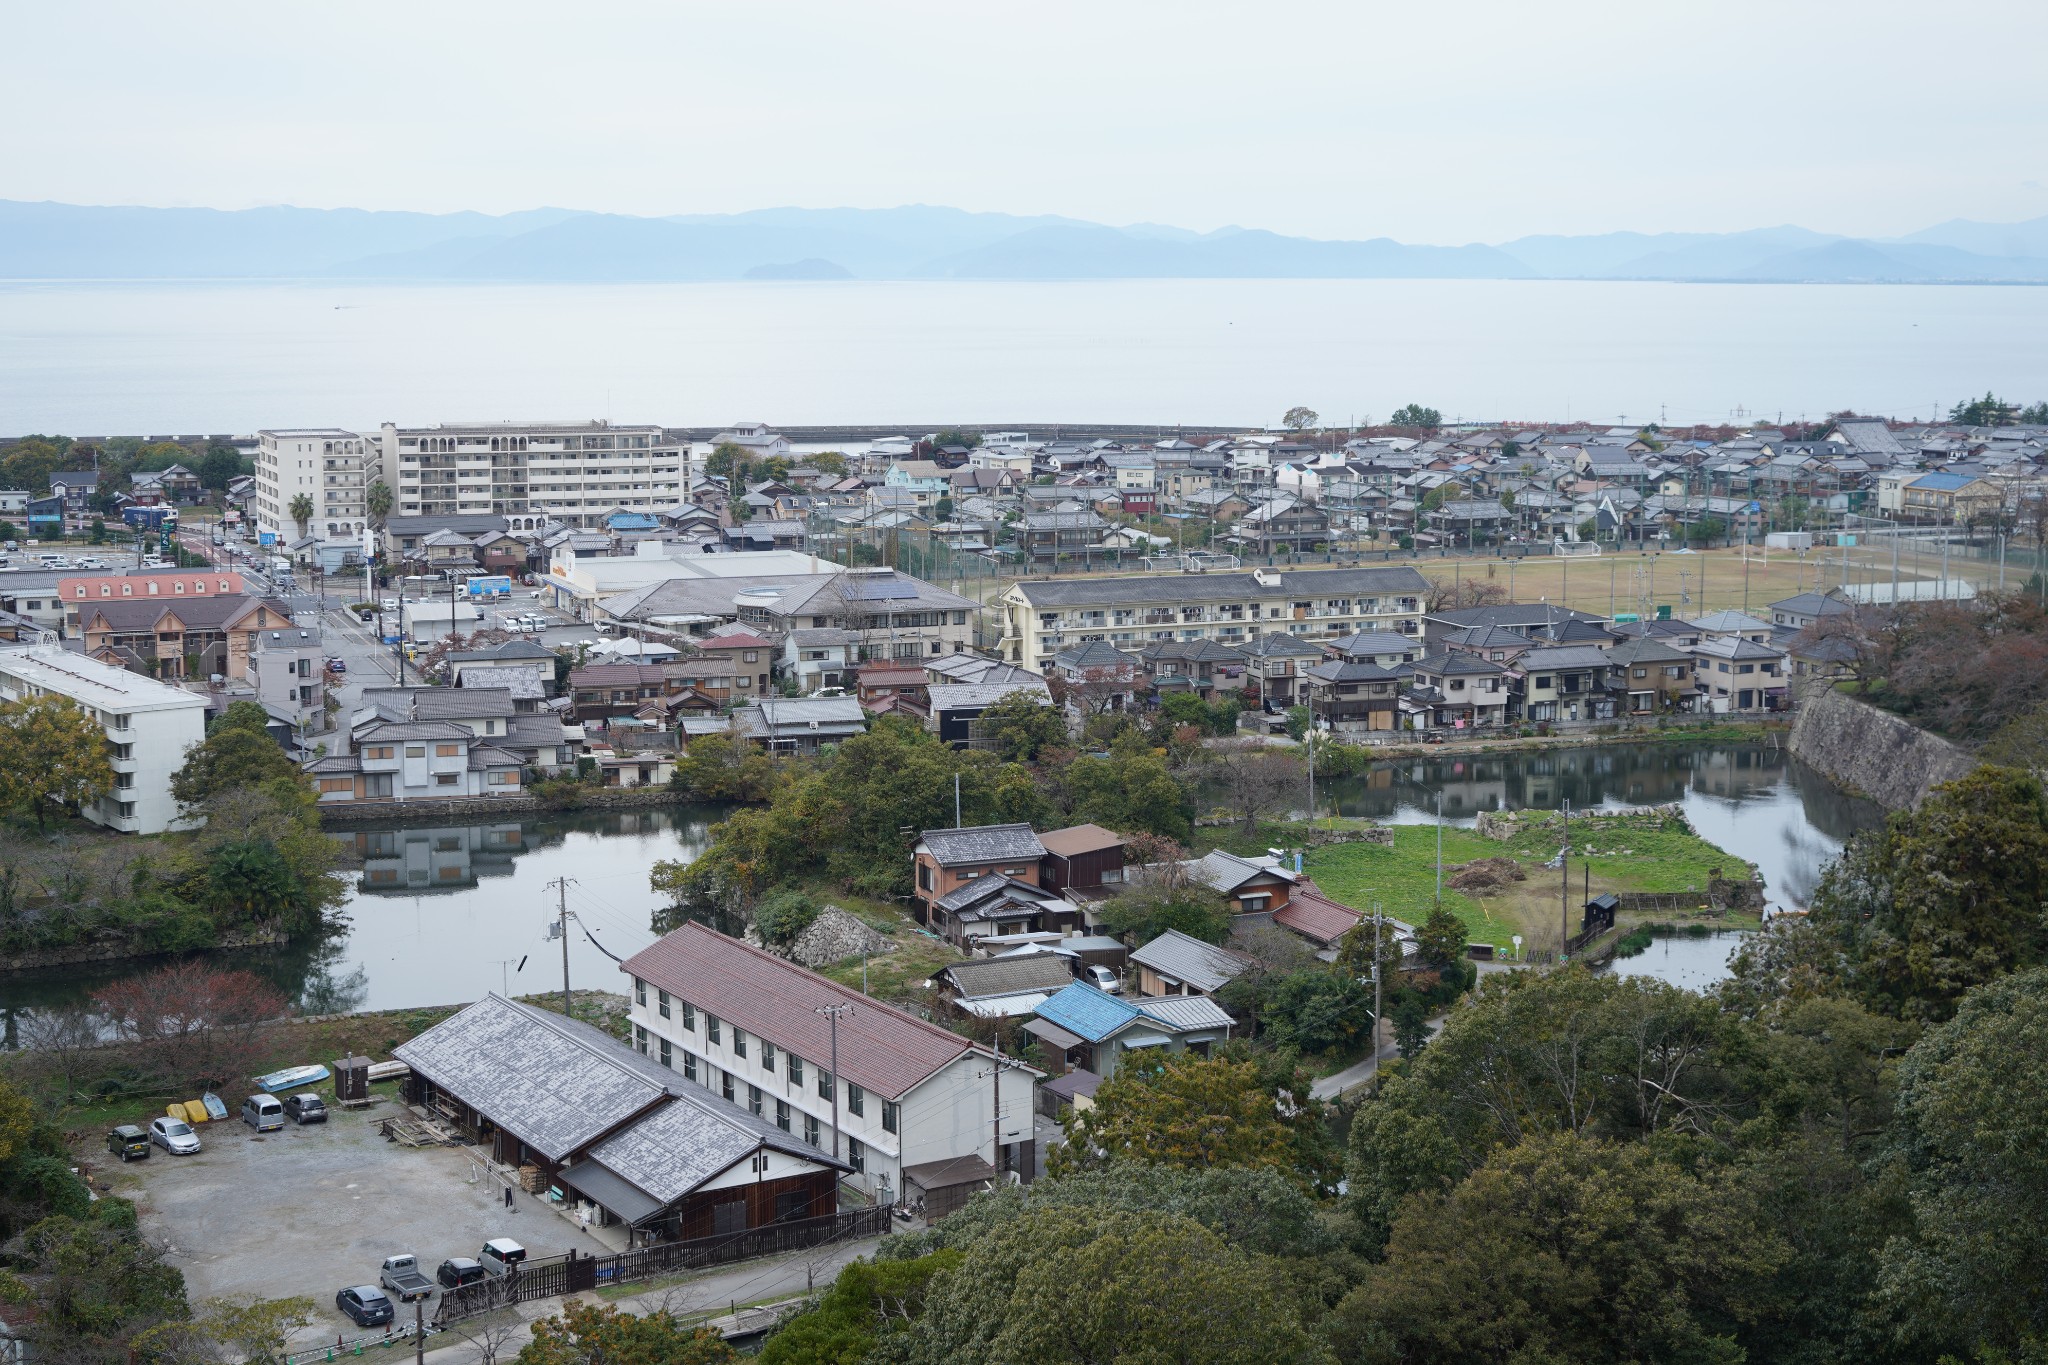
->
380, 421, 688, 529
998, 566, 1431, 674
253, 428, 380, 546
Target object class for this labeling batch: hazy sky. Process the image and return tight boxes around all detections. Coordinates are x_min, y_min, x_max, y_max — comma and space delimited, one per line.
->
10, 1, 2046, 242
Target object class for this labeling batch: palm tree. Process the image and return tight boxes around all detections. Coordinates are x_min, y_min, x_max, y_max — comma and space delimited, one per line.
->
366, 480, 393, 526
287, 493, 313, 540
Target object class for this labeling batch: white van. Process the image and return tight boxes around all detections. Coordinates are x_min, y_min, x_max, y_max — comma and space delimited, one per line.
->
478, 1238, 527, 1278
241, 1093, 285, 1132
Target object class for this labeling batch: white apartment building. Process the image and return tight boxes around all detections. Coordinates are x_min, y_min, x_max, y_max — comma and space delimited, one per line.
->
998, 565, 1432, 674
623, 922, 1038, 1205
381, 421, 688, 529
253, 429, 380, 548
0, 645, 207, 834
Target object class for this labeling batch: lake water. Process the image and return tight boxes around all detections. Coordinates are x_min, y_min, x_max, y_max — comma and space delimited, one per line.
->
4, 279, 2047, 433
0, 741, 1874, 1032
1607, 931, 1754, 991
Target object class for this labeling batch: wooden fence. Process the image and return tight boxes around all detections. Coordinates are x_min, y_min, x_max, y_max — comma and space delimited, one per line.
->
433, 1206, 891, 1325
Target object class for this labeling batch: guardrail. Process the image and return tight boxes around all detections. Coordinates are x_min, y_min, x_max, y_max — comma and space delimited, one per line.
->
285, 1321, 441, 1365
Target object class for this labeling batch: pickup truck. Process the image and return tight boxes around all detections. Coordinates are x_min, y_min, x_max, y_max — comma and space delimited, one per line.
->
377, 1254, 435, 1303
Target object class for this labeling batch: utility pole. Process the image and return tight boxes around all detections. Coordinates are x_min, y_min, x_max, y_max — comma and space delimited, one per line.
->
815, 1002, 851, 1159
1434, 787, 1444, 906
1559, 801, 1570, 963
1370, 901, 1384, 1090
548, 877, 576, 1016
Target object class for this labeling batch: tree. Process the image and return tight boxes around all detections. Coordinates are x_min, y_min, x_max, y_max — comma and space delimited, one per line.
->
807, 450, 848, 477
758, 1250, 962, 1364
1281, 406, 1319, 432
973, 691, 1068, 763
1870, 967, 2048, 1358
1331, 1133, 1787, 1365
136, 1297, 318, 1365
1792, 765, 2048, 1021
197, 446, 244, 493
1950, 391, 2019, 427
2022, 400, 2048, 425
1260, 967, 1375, 1054
1206, 740, 1301, 832
1096, 885, 1232, 946
366, 480, 393, 525
1388, 404, 1443, 431
1414, 907, 1467, 971
1284, 705, 1313, 741
1421, 574, 1508, 613
170, 702, 299, 809
703, 441, 751, 481
286, 493, 313, 539
16, 1216, 189, 1365
1392, 995, 1429, 1059
93, 961, 288, 1089
1053, 1052, 1323, 1187
0, 695, 116, 829
929, 429, 983, 450
1059, 747, 1192, 841
752, 888, 820, 951
517, 1302, 738, 1365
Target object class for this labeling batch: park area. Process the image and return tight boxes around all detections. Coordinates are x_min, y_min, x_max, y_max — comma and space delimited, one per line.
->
1303, 806, 1755, 959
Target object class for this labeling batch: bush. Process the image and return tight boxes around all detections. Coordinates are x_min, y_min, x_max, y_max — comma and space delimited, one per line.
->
753, 889, 821, 949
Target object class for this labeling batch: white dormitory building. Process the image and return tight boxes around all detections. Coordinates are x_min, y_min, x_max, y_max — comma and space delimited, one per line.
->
253, 429, 380, 550
0, 645, 207, 834
382, 421, 689, 529
623, 923, 1038, 1209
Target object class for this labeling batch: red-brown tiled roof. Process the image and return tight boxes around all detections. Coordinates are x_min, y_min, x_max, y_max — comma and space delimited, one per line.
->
698, 630, 773, 650
1273, 883, 1362, 945
1038, 824, 1124, 857
622, 922, 976, 1100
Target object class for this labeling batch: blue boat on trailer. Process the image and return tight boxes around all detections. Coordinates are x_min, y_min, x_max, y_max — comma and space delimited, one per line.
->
255, 1065, 330, 1093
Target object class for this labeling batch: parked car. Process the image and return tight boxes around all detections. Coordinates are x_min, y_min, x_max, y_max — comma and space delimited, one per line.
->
478, 1238, 527, 1278
436, 1258, 486, 1289
378, 1254, 435, 1304
106, 1125, 150, 1161
242, 1093, 285, 1131
149, 1116, 201, 1155
379, 597, 399, 613
1082, 964, 1122, 994
283, 1092, 328, 1124
325, 657, 347, 674
335, 1286, 394, 1328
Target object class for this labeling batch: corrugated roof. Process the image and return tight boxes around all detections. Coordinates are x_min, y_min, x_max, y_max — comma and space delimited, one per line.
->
1133, 996, 1237, 1031
583, 1084, 837, 1211
942, 954, 1078, 1000
919, 823, 1047, 866
622, 923, 976, 1101
1129, 929, 1253, 993
1035, 982, 1143, 1043
1038, 824, 1124, 858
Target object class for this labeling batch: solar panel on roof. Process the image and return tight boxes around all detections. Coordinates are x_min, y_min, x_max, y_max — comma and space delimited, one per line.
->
848, 579, 916, 600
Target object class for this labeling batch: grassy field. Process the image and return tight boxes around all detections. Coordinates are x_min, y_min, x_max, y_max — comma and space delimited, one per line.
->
786, 882, 966, 1002
1302, 812, 1753, 957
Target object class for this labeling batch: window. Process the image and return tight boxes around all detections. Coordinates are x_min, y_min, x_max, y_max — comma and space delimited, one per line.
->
657, 989, 670, 1019
406, 745, 426, 758
882, 1101, 899, 1134
917, 862, 933, 891
1240, 893, 1271, 912
762, 1039, 777, 1069
788, 1054, 804, 1086
847, 1083, 865, 1117
682, 1002, 695, 1031
775, 1099, 791, 1132
634, 978, 646, 1006
658, 1037, 671, 1069
805, 1113, 822, 1148
684, 1053, 698, 1084
721, 1071, 734, 1103
434, 773, 458, 786
707, 1014, 721, 1044
748, 1085, 763, 1117
847, 1136, 864, 1171
818, 1070, 834, 1103
364, 745, 393, 760
435, 743, 460, 757
633, 1024, 647, 1054
734, 1028, 748, 1059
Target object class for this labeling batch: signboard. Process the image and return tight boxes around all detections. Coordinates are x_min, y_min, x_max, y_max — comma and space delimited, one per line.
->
466, 575, 513, 599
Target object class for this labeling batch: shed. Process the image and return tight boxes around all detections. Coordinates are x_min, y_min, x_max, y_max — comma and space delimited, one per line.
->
901, 1154, 999, 1223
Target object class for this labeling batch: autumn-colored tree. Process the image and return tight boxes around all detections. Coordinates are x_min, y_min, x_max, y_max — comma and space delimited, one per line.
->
0, 695, 116, 829
93, 961, 288, 1089
1205, 739, 1302, 832
516, 1301, 737, 1365
1053, 1052, 1326, 1189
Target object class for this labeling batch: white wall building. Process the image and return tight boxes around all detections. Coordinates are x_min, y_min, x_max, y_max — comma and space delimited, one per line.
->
0, 644, 207, 834
253, 428, 380, 549
623, 922, 1038, 1204
383, 421, 688, 529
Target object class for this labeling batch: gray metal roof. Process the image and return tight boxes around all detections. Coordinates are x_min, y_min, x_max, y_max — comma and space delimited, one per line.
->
582, 1084, 837, 1214
393, 995, 671, 1163
927, 680, 1053, 711
1128, 930, 1252, 994
919, 823, 1047, 866
1133, 995, 1237, 1032
1009, 566, 1427, 608
941, 954, 1079, 1000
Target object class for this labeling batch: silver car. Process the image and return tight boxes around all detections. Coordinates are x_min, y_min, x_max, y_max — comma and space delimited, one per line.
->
149, 1116, 202, 1155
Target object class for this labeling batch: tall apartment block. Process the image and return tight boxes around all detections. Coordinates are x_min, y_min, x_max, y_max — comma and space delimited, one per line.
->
380, 421, 688, 529
253, 428, 381, 548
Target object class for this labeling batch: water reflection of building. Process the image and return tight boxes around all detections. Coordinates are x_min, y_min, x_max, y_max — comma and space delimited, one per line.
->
350, 824, 528, 894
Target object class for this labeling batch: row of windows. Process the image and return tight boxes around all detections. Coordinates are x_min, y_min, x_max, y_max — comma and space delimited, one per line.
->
636, 983, 899, 1132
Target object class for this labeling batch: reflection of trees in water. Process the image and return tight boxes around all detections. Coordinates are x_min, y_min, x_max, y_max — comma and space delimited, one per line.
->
293, 938, 370, 1015
1322, 743, 1798, 819
1787, 757, 1886, 844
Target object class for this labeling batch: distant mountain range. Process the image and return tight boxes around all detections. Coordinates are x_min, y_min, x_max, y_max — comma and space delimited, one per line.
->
6, 199, 2048, 284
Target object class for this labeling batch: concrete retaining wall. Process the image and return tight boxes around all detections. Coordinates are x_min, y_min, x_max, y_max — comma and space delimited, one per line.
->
1788, 684, 1975, 810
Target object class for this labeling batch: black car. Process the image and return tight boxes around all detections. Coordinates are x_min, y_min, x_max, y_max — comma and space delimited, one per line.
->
336, 1286, 393, 1328
436, 1257, 486, 1289
283, 1093, 328, 1125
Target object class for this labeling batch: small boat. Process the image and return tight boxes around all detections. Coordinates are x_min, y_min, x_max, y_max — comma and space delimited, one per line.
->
255, 1064, 331, 1093
201, 1092, 229, 1121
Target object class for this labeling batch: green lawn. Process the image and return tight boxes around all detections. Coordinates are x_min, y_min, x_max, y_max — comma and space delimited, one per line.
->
1302, 826, 1511, 947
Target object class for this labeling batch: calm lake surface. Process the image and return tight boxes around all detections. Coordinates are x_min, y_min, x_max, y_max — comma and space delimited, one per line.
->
0, 741, 1874, 1031
4, 279, 2047, 432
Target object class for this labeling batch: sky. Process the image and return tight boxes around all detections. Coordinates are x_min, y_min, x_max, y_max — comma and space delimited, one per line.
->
8, 1, 2047, 243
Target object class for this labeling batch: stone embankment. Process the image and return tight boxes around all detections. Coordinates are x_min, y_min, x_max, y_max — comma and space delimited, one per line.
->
1788, 684, 1974, 810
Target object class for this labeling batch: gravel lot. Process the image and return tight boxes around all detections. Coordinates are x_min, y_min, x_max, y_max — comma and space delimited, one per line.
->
102, 1098, 610, 1334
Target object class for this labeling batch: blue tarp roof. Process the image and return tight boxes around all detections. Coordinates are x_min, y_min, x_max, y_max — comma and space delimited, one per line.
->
1034, 982, 1141, 1043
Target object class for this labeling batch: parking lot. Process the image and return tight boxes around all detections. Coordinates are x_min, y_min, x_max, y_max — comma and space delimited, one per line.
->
103, 1098, 611, 1334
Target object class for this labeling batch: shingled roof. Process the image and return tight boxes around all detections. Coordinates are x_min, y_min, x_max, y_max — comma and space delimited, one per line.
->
918, 823, 1047, 866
